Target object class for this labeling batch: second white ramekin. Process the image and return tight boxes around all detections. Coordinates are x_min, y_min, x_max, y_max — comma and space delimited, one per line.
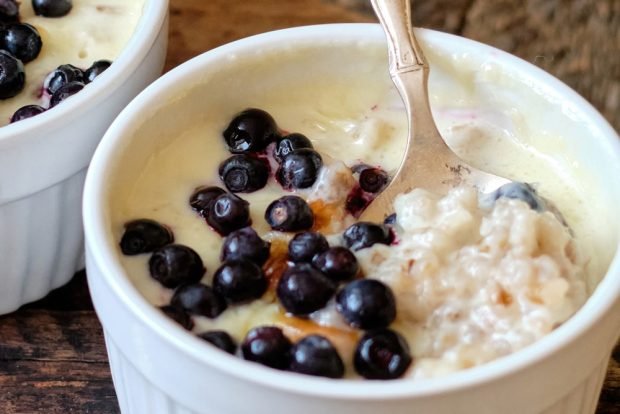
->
0, 0, 169, 314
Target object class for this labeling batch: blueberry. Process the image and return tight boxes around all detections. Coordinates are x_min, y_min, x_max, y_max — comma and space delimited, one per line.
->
345, 187, 371, 218
265, 195, 314, 232
149, 244, 205, 289
343, 222, 393, 251
276, 148, 322, 190
492, 182, 545, 211
10, 104, 45, 123
359, 167, 389, 193
241, 326, 292, 370
276, 263, 336, 316
45, 64, 83, 95
189, 185, 226, 217
2, 23, 42, 63
221, 227, 270, 266
218, 154, 269, 193
159, 305, 194, 330
354, 329, 412, 379
197, 330, 237, 354
49, 80, 84, 107
383, 213, 397, 225
32, 0, 73, 17
223, 108, 279, 153
206, 193, 251, 236
289, 335, 344, 378
0, 0, 19, 23
120, 219, 174, 255
336, 279, 396, 330
274, 133, 313, 163
0, 50, 24, 99
312, 246, 359, 282
288, 231, 329, 263
84, 59, 112, 83
213, 260, 267, 303
170, 283, 227, 318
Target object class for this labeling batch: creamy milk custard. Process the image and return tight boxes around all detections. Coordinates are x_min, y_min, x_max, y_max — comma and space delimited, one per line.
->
110, 40, 612, 379
0, 0, 145, 124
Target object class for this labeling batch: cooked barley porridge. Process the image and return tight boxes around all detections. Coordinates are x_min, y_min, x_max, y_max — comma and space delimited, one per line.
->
0, 0, 145, 125
111, 41, 608, 380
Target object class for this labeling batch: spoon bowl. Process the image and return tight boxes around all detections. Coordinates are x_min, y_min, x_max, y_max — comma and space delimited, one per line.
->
361, 0, 510, 222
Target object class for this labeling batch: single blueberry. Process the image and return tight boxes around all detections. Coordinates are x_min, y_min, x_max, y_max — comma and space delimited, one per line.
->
221, 227, 271, 266
197, 330, 237, 354
218, 154, 270, 193
273, 133, 313, 163
84, 59, 112, 83
206, 193, 251, 236
289, 335, 345, 379
223, 108, 279, 153
45, 64, 83, 95
265, 195, 314, 232
0, 0, 19, 23
492, 182, 545, 211
212, 260, 267, 303
159, 305, 194, 330
276, 263, 336, 316
383, 213, 397, 226
276, 148, 323, 190
241, 326, 292, 370
336, 279, 396, 330
345, 186, 371, 218
343, 222, 393, 251
10, 104, 45, 123
2, 23, 42, 63
170, 283, 227, 318
148, 244, 205, 289
0, 50, 24, 99
354, 329, 412, 380
120, 219, 174, 255
312, 246, 359, 282
49, 80, 84, 107
32, 0, 73, 17
359, 167, 389, 193
189, 185, 226, 217
287, 231, 329, 263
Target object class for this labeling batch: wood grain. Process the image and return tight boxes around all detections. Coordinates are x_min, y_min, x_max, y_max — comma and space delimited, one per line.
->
0, 0, 617, 413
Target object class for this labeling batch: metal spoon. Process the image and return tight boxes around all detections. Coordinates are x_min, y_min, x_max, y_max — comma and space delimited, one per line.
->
360, 0, 510, 222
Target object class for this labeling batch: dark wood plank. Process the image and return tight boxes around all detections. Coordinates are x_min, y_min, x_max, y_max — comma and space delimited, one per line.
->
164, 0, 374, 72
0, 307, 118, 413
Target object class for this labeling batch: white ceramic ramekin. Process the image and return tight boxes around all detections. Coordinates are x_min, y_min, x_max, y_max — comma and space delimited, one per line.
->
0, 0, 169, 314
83, 24, 620, 414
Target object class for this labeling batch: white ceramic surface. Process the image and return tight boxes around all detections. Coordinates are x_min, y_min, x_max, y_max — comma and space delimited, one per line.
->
83, 24, 620, 414
0, 0, 169, 314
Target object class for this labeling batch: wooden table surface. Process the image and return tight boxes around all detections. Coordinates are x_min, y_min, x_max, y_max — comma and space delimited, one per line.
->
0, 1, 618, 412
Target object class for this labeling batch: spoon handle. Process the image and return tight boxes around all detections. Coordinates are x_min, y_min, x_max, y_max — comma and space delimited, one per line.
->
361, 0, 457, 222
369, 0, 427, 74
361, 0, 511, 223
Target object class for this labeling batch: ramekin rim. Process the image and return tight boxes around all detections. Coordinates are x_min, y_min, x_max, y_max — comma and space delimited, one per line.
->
0, 0, 169, 147
83, 23, 620, 399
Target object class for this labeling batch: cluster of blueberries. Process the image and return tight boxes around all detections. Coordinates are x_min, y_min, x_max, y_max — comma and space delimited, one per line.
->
121, 217, 410, 379
218, 108, 391, 217
219, 108, 325, 193
118, 109, 416, 379
0, 0, 112, 123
